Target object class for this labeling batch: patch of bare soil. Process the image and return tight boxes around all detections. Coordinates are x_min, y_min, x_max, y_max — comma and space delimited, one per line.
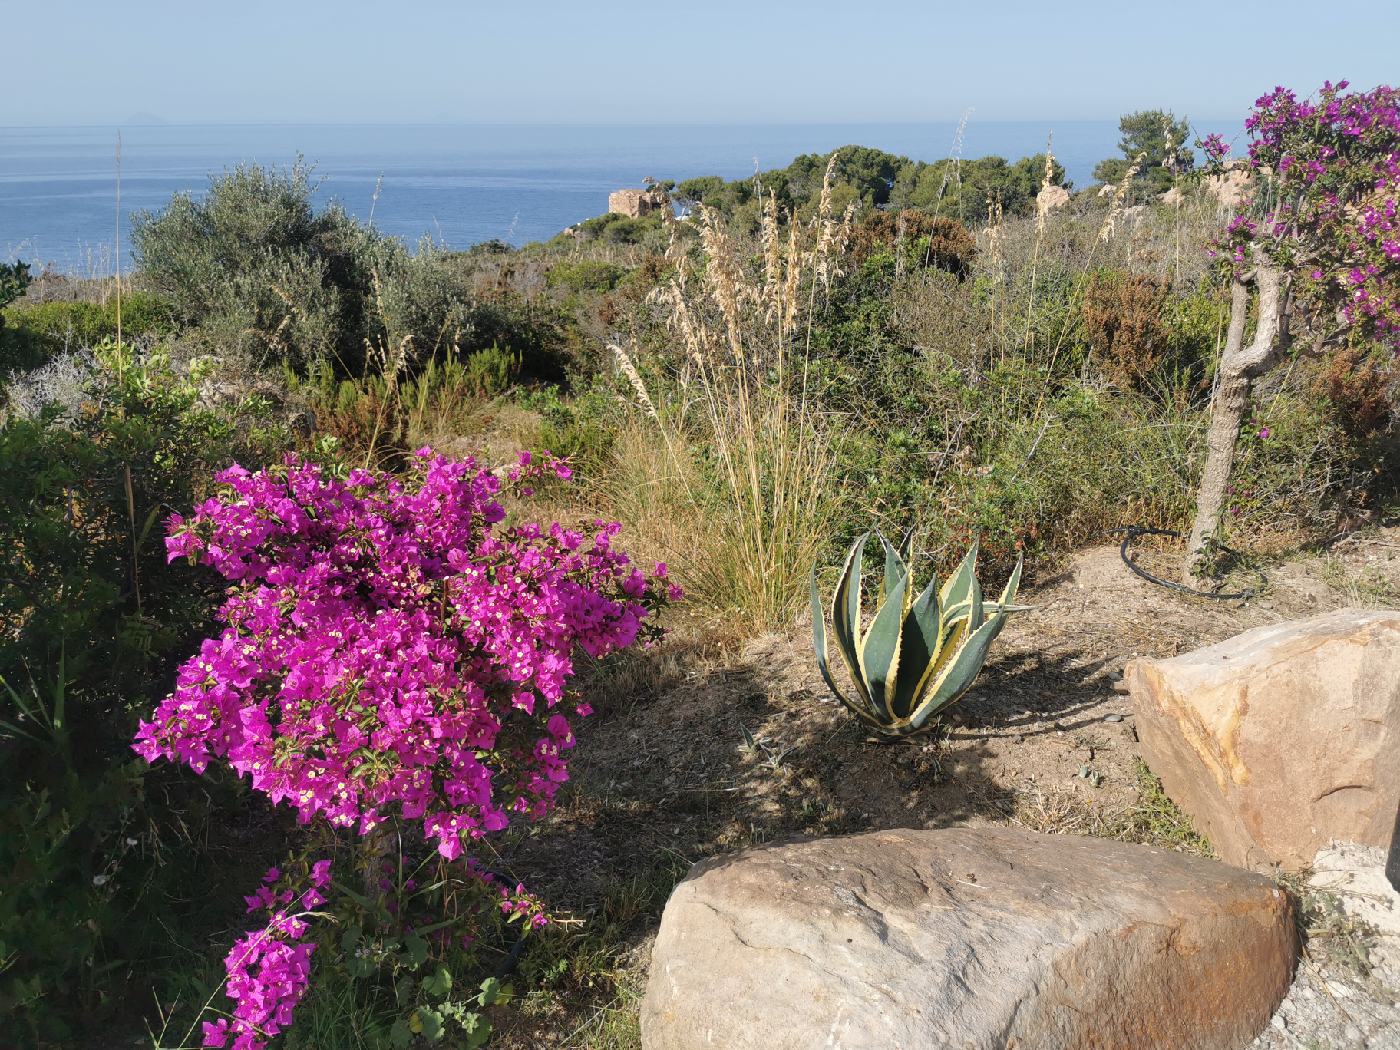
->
495, 531, 1400, 1048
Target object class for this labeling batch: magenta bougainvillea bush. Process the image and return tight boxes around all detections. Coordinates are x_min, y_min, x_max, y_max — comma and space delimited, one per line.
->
1213, 79, 1400, 344
135, 450, 677, 1047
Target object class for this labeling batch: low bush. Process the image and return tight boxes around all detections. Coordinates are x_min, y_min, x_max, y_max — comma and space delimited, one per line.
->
0, 345, 291, 1042
1080, 269, 1171, 388
849, 210, 977, 277
131, 161, 382, 371
1, 292, 176, 371
546, 259, 626, 294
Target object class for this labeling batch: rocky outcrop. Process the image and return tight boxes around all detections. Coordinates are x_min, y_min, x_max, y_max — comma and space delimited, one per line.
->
1036, 183, 1071, 217
608, 187, 668, 218
1205, 163, 1254, 210
641, 827, 1295, 1050
1129, 609, 1400, 871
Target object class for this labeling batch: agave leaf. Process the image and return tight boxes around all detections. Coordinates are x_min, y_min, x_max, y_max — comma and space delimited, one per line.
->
939, 539, 979, 614
823, 537, 882, 723
879, 532, 909, 605
880, 529, 914, 603
810, 566, 848, 706
903, 612, 1008, 730
998, 554, 1024, 607
857, 569, 909, 721
830, 534, 868, 692
808, 572, 886, 731
890, 571, 941, 718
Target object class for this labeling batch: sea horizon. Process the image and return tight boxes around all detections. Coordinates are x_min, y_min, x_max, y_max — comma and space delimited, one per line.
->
0, 119, 1229, 273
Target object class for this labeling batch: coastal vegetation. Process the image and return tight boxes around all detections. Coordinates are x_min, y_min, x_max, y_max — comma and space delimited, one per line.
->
1, 83, 1397, 1048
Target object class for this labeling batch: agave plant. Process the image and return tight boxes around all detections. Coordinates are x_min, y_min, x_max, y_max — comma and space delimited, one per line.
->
811, 533, 1027, 738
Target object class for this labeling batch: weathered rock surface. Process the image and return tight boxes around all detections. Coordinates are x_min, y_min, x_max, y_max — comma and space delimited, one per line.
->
1036, 183, 1071, 216
641, 827, 1295, 1050
1252, 841, 1400, 1049
1129, 609, 1400, 871
1206, 163, 1254, 209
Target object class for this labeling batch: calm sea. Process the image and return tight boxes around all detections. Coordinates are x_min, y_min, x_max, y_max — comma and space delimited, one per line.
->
1, 121, 1123, 273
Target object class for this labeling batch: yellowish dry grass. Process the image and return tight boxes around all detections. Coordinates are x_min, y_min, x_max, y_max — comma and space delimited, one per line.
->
601, 158, 852, 631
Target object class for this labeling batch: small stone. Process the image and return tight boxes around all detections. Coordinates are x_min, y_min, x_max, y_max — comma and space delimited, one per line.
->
1105, 713, 1125, 723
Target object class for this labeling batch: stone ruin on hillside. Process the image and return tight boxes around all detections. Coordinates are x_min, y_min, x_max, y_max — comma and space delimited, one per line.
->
608, 187, 669, 218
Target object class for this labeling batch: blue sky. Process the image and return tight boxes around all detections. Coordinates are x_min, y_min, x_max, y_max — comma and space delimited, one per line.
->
11, 0, 1398, 126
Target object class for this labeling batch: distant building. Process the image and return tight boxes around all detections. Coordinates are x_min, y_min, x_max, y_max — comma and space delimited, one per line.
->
608, 187, 669, 218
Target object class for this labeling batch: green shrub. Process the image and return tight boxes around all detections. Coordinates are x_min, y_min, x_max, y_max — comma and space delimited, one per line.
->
0, 261, 30, 316
1, 292, 176, 369
518, 385, 616, 475
0, 345, 290, 1041
131, 161, 382, 371
462, 343, 520, 397
849, 210, 977, 277
567, 212, 667, 247
547, 259, 626, 293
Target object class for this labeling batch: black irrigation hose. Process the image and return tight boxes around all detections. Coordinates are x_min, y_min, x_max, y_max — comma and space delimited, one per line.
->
1106, 525, 1265, 601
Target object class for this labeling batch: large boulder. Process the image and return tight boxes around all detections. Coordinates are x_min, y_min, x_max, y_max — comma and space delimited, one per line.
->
1129, 609, 1400, 871
641, 827, 1295, 1050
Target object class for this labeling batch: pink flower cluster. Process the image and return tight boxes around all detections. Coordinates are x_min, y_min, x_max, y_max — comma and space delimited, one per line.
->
1198, 132, 1231, 165
1209, 80, 1400, 345
135, 450, 674, 862
203, 861, 333, 1050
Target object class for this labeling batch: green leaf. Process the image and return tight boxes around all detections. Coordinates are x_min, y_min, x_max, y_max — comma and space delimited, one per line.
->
462, 1012, 492, 1050
831, 533, 868, 683
405, 930, 429, 969
857, 568, 908, 720
477, 976, 503, 1007
824, 535, 882, 725
337, 883, 379, 914
389, 1018, 412, 1049
417, 1006, 445, 1042
812, 565, 857, 715
998, 554, 1025, 607
891, 572, 942, 718
879, 532, 909, 604
939, 539, 979, 614
906, 613, 1007, 730
340, 924, 363, 956
423, 965, 453, 998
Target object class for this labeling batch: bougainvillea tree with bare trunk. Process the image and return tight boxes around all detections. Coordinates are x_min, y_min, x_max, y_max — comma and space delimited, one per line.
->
1185, 81, 1399, 581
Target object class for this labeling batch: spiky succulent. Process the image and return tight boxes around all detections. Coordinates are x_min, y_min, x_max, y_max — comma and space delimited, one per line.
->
811, 533, 1027, 738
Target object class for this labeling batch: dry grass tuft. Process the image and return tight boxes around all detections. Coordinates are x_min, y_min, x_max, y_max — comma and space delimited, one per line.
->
601, 183, 852, 631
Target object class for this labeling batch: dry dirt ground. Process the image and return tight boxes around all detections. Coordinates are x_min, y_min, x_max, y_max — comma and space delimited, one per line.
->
494, 531, 1400, 1049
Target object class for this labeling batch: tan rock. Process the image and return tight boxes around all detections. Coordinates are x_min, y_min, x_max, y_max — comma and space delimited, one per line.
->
641, 827, 1295, 1050
608, 187, 668, 218
1129, 609, 1400, 871
1161, 185, 1185, 206
1205, 163, 1254, 210
1036, 183, 1070, 217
